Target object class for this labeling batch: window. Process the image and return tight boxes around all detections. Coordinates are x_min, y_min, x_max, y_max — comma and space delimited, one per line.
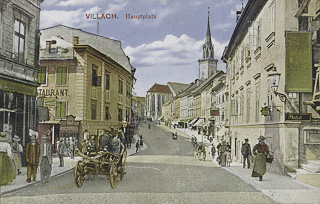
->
118, 80, 123, 94
118, 107, 123, 121
269, 1, 275, 33
158, 95, 161, 111
56, 67, 67, 85
126, 83, 131, 98
246, 90, 251, 123
106, 73, 110, 90
38, 66, 47, 84
92, 67, 98, 86
91, 103, 97, 120
56, 102, 66, 119
255, 84, 260, 122
250, 21, 261, 50
126, 108, 129, 121
151, 94, 155, 111
13, 19, 26, 62
105, 106, 110, 120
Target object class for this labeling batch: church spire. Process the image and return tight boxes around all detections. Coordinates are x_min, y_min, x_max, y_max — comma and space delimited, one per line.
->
203, 7, 214, 59
205, 7, 212, 47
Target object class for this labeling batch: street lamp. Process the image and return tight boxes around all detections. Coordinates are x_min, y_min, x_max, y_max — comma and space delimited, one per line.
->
267, 67, 286, 102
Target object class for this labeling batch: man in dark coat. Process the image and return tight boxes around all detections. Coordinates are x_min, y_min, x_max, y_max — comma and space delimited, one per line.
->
99, 132, 112, 151
241, 138, 252, 169
136, 140, 140, 153
26, 134, 40, 182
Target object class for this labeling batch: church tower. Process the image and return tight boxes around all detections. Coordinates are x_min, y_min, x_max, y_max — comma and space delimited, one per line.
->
198, 8, 218, 80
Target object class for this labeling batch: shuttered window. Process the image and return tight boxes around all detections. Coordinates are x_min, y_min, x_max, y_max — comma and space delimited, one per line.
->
56, 67, 67, 85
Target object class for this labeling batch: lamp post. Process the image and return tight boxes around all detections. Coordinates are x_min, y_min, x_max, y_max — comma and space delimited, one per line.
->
267, 67, 286, 102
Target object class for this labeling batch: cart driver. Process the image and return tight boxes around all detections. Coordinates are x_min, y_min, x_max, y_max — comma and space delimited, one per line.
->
99, 131, 112, 151
110, 135, 122, 154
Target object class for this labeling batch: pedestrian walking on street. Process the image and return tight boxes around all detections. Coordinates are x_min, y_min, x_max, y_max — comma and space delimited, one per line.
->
39, 135, 52, 184
82, 139, 89, 155
11, 135, 23, 175
209, 143, 216, 161
241, 138, 252, 169
226, 150, 232, 167
57, 137, 65, 167
0, 132, 16, 186
136, 140, 139, 153
26, 134, 40, 182
69, 138, 75, 159
252, 136, 269, 181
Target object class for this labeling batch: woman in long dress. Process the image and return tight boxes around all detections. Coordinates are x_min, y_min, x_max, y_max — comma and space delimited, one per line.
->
252, 136, 269, 181
11, 135, 23, 175
0, 132, 16, 185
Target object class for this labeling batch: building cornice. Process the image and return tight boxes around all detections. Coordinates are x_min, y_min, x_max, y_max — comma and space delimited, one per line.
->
221, 0, 267, 62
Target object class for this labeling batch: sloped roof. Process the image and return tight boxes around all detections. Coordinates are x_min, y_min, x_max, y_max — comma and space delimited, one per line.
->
167, 82, 190, 96
40, 25, 133, 73
147, 83, 172, 94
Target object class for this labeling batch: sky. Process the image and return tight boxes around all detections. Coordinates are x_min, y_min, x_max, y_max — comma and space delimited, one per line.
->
40, 0, 248, 97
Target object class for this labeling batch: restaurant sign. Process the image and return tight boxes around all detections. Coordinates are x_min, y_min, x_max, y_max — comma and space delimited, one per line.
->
285, 113, 311, 121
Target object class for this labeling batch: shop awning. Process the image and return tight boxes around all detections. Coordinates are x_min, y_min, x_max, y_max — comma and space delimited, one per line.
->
193, 118, 204, 127
189, 118, 198, 125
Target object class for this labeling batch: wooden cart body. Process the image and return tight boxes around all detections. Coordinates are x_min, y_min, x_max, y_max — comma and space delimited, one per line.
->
74, 147, 127, 188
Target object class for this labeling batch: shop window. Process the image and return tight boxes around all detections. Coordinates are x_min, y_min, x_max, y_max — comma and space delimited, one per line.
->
38, 66, 47, 84
304, 129, 320, 144
56, 102, 66, 119
56, 67, 67, 85
13, 18, 26, 62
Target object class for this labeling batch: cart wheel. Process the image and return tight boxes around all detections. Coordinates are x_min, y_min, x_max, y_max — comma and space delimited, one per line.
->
109, 163, 119, 189
74, 161, 85, 187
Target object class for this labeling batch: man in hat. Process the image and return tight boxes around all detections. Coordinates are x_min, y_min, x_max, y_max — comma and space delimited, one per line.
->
99, 130, 112, 151
11, 135, 23, 175
39, 135, 52, 183
57, 137, 65, 167
241, 138, 252, 169
252, 136, 269, 181
0, 132, 16, 185
26, 134, 40, 182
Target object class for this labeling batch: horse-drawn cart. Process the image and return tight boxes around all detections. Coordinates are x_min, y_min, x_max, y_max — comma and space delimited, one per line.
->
74, 147, 127, 188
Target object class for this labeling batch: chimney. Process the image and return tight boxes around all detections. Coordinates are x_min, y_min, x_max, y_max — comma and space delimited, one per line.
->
73, 36, 79, 45
46, 41, 51, 53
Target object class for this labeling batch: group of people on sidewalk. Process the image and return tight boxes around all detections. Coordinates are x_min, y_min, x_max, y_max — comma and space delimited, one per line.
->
0, 130, 78, 186
208, 135, 271, 181
0, 132, 54, 186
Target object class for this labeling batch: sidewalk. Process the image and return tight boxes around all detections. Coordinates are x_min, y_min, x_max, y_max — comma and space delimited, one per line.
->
161, 125, 320, 204
0, 134, 147, 195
